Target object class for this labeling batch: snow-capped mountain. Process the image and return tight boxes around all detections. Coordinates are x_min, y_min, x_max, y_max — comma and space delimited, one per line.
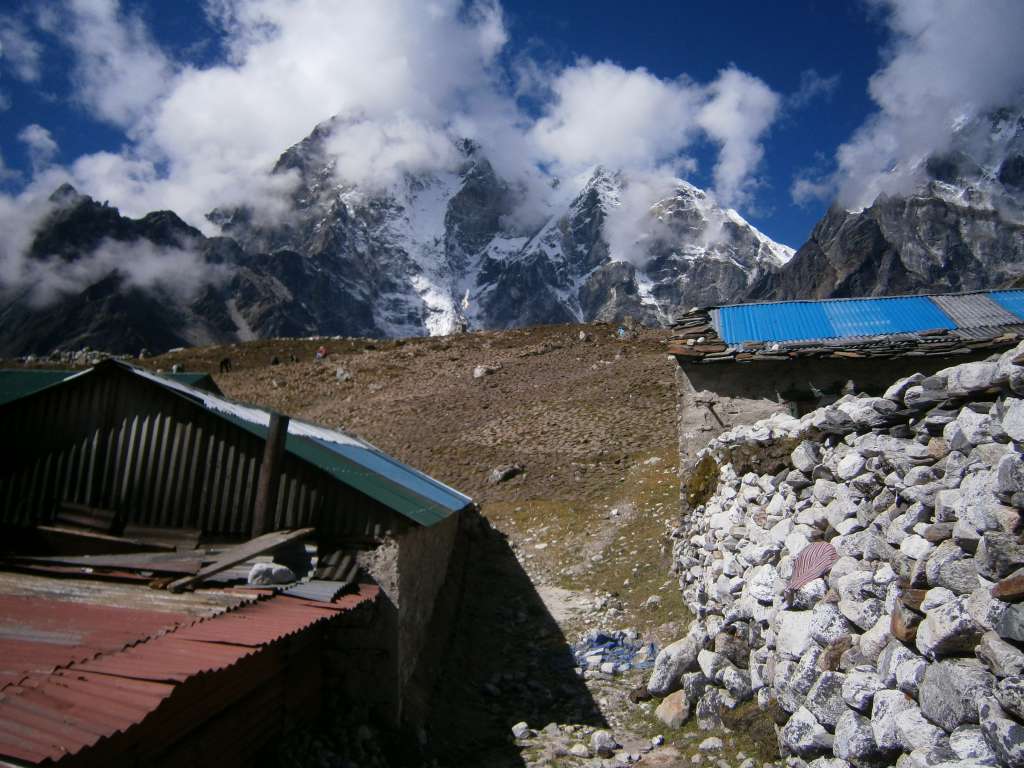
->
205, 118, 793, 339
748, 107, 1024, 301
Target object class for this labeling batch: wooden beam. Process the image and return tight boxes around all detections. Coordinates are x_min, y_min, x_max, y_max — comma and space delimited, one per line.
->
167, 527, 314, 592
252, 412, 289, 537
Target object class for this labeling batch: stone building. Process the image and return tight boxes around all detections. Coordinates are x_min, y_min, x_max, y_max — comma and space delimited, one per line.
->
668, 290, 1024, 468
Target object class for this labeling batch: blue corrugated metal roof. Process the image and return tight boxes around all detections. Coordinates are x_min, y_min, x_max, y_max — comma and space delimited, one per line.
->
987, 290, 1024, 322
717, 296, 955, 344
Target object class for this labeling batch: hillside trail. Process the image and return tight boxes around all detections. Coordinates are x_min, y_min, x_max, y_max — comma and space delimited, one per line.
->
144, 323, 775, 766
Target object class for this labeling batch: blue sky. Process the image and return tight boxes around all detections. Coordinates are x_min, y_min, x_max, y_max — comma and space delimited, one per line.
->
0, 1, 1019, 251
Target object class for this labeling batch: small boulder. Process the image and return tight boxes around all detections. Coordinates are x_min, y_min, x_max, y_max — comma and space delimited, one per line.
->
918, 660, 995, 732
654, 690, 690, 728
780, 706, 833, 757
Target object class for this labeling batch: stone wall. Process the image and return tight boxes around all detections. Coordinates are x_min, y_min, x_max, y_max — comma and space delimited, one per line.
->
350, 511, 463, 725
675, 352, 1000, 469
396, 512, 461, 709
652, 342, 1024, 767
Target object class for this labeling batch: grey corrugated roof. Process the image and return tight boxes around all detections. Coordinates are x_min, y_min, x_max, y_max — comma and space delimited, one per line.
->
931, 293, 1022, 328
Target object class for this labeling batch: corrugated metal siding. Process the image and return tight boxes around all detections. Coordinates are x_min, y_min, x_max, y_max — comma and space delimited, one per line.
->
0, 584, 378, 767
987, 290, 1024, 321
932, 293, 1022, 328
717, 296, 956, 344
718, 301, 832, 344
0, 368, 410, 541
822, 296, 954, 337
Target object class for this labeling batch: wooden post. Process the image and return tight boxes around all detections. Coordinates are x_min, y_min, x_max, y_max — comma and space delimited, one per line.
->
252, 412, 289, 537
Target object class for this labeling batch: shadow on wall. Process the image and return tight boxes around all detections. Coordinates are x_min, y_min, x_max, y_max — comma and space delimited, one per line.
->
422, 513, 606, 767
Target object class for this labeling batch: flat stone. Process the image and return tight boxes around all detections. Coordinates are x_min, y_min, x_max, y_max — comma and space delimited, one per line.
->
792, 441, 823, 474
655, 690, 690, 728
773, 659, 807, 712
891, 603, 923, 643
978, 631, 1024, 677
698, 736, 723, 752
925, 540, 967, 585
721, 666, 753, 702
780, 706, 833, 758
804, 672, 847, 729
918, 660, 996, 731
1002, 398, 1024, 441
591, 729, 619, 757
859, 615, 893, 662
920, 523, 953, 543
878, 639, 917, 687
996, 452, 1024, 500
977, 532, 1024, 581
946, 361, 999, 396
996, 603, 1024, 641
841, 669, 884, 713
511, 721, 530, 739
838, 597, 883, 631
915, 598, 983, 658
998, 675, 1024, 720
695, 687, 735, 730
967, 586, 1009, 630
836, 453, 866, 481
979, 696, 1024, 768
921, 587, 956, 612
933, 558, 980, 595
834, 709, 880, 764
885, 373, 925, 404
648, 625, 709, 696
777, 611, 815, 660
949, 724, 1000, 762
894, 705, 947, 752
809, 602, 855, 647
900, 534, 934, 561
871, 689, 915, 750
993, 570, 1024, 603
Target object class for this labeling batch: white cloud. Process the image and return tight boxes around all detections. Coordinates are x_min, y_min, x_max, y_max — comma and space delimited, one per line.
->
791, 173, 835, 206
698, 67, 780, 208
0, 0, 791, 302
531, 61, 781, 208
789, 68, 840, 109
18, 237, 230, 308
831, 0, 1024, 209
18, 124, 59, 173
324, 115, 461, 190
60, 0, 174, 128
0, 15, 43, 82
530, 61, 702, 176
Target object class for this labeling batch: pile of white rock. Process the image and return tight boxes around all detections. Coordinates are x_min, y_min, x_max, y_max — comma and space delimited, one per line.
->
651, 341, 1024, 767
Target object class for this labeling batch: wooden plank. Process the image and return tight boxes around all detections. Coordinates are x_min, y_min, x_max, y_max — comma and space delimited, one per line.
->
252, 413, 289, 537
36, 525, 174, 555
5, 552, 203, 576
167, 527, 314, 592
122, 524, 202, 551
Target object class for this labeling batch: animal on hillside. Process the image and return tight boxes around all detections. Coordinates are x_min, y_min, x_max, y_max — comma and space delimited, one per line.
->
219, 357, 232, 373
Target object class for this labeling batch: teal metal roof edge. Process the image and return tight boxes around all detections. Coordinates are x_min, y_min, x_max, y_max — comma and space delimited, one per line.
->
217, 411, 461, 527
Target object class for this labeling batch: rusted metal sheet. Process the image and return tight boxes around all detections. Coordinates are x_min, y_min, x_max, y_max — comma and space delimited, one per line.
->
0, 593, 192, 691
0, 584, 379, 765
282, 579, 351, 603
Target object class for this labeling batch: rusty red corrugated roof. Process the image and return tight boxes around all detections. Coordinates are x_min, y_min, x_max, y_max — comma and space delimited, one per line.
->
0, 594, 193, 691
0, 584, 379, 765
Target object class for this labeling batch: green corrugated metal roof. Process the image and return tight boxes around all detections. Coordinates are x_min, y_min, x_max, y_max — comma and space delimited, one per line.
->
123, 362, 470, 526
4, 362, 469, 526
219, 412, 459, 526
0, 368, 220, 406
0, 370, 80, 406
